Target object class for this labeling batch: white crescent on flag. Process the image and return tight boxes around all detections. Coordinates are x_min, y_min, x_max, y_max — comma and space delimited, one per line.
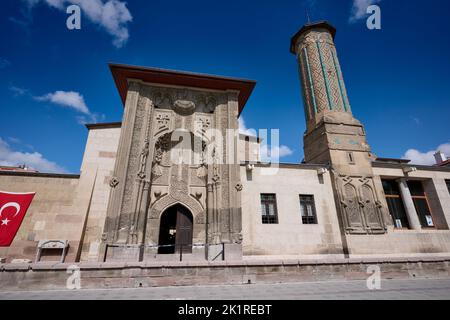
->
0, 202, 21, 218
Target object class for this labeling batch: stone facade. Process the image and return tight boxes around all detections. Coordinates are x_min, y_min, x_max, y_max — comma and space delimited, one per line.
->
79, 124, 122, 261
100, 75, 246, 262
0, 173, 85, 262
1, 21, 450, 265
241, 164, 343, 258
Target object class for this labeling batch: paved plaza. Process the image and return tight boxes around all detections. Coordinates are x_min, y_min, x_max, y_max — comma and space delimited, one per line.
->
1, 278, 450, 300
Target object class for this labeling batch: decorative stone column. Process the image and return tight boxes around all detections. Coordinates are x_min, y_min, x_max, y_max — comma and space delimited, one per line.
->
397, 178, 422, 230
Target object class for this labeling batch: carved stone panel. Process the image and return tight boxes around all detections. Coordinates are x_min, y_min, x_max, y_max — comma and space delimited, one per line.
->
337, 175, 386, 235
342, 182, 365, 233
116, 95, 149, 240
149, 86, 226, 115
360, 183, 385, 233
104, 82, 242, 261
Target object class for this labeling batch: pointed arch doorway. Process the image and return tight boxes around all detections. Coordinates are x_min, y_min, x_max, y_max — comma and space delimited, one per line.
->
158, 204, 193, 254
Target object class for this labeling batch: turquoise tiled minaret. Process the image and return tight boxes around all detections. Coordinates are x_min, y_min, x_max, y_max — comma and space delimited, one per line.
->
291, 21, 352, 130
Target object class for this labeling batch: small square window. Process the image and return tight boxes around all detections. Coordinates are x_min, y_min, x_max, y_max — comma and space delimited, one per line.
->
299, 195, 318, 224
260, 194, 278, 224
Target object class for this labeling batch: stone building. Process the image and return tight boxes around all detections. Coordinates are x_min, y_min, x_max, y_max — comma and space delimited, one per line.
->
1, 21, 450, 264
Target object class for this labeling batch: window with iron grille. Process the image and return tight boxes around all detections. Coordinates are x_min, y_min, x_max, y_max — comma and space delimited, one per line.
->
299, 195, 318, 224
260, 194, 278, 224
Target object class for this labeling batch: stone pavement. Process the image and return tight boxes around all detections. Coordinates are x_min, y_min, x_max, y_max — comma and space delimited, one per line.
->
1, 278, 450, 300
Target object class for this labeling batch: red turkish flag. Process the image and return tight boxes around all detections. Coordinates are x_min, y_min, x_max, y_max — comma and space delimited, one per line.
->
0, 191, 35, 247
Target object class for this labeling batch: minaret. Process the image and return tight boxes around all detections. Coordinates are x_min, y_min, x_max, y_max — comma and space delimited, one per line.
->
291, 21, 373, 167
291, 21, 390, 236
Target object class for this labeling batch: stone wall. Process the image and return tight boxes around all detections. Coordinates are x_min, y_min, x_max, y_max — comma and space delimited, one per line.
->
79, 124, 121, 262
238, 134, 260, 163
2, 255, 450, 291
344, 165, 450, 255
0, 172, 80, 262
240, 164, 344, 257
0, 125, 112, 263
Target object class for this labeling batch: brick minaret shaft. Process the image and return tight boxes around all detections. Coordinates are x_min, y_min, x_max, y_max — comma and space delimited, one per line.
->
291, 21, 376, 171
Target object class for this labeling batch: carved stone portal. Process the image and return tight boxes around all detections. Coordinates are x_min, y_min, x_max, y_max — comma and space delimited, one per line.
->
102, 82, 243, 262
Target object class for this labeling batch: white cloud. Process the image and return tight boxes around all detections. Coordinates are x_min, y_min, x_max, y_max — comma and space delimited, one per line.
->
35, 90, 90, 114
350, 0, 381, 22
239, 116, 294, 161
410, 116, 422, 126
9, 85, 28, 97
76, 112, 105, 125
23, 0, 133, 47
7, 137, 22, 144
0, 58, 11, 69
260, 144, 294, 162
0, 137, 66, 173
35, 90, 104, 124
238, 117, 257, 137
402, 142, 450, 166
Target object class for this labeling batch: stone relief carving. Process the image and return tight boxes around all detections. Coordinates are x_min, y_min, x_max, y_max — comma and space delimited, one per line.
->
152, 91, 173, 109
194, 116, 212, 140
117, 95, 148, 234
196, 165, 207, 180
149, 193, 205, 222
149, 86, 223, 115
336, 174, 386, 234
104, 83, 242, 258
154, 113, 171, 137
137, 139, 149, 180
174, 99, 196, 115
109, 177, 119, 188
151, 132, 171, 180
154, 133, 171, 163
341, 182, 365, 233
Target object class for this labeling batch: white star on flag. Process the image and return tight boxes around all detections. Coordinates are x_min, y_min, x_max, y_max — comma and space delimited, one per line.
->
1, 218, 10, 226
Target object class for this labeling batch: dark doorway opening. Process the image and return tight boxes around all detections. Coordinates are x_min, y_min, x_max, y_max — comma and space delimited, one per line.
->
158, 204, 193, 254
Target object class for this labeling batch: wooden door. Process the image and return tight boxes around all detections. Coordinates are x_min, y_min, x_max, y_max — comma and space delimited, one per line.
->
175, 206, 193, 253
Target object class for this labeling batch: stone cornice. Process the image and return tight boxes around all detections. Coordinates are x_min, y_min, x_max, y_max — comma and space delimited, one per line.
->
0, 171, 80, 179
372, 161, 450, 172
85, 122, 122, 130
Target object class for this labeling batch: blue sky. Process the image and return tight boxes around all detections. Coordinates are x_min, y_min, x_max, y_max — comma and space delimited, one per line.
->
0, 0, 449, 173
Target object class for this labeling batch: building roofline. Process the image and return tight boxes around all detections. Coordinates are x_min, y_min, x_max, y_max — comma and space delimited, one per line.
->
372, 161, 450, 172
109, 63, 256, 116
437, 159, 450, 167
85, 122, 122, 130
0, 171, 80, 179
239, 133, 261, 143
375, 157, 411, 164
240, 161, 329, 170
290, 21, 337, 54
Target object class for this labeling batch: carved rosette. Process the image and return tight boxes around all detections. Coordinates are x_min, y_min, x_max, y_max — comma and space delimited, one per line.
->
109, 177, 119, 188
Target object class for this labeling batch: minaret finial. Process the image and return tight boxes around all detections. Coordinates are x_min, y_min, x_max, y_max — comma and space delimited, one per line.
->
306, 8, 311, 24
